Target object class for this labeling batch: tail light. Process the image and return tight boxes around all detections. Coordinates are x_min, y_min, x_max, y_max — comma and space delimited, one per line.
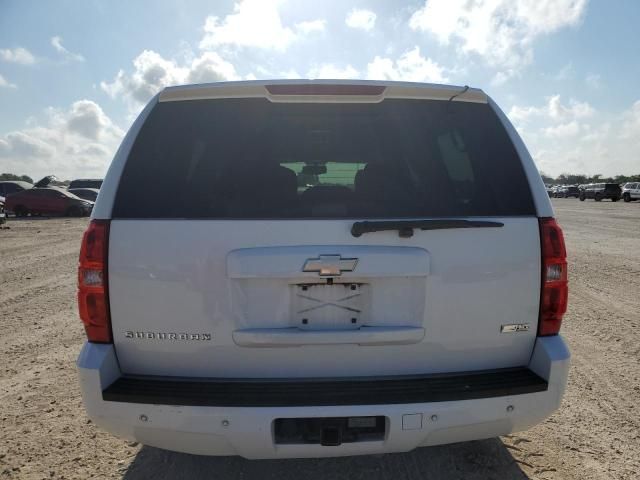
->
78, 220, 112, 343
538, 218, 568, 336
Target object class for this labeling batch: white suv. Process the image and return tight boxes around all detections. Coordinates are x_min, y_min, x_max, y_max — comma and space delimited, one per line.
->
76, 80, 570, 459
622, 182, 640, 202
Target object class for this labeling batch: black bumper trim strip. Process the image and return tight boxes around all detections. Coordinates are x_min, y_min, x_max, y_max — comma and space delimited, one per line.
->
102, 367, 547, 407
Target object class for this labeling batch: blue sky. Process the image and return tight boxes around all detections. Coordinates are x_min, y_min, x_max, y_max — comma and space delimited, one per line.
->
1, 0, 639, 180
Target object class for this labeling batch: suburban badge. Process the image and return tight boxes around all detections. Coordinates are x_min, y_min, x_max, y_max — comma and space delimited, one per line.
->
125, 331, 212, 341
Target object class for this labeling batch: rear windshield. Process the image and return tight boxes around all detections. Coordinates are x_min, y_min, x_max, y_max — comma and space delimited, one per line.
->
113, 98, 535, 219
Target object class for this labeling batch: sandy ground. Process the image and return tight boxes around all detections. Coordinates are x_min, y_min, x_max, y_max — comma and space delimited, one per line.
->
0, 199, 639, 479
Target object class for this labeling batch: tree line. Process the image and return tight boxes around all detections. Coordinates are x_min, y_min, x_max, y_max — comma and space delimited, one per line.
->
0, 173, 71, 185
539, 172, 640, 186
0, 173, 34, 183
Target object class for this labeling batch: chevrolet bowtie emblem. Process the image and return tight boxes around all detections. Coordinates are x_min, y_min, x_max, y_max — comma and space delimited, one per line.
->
302, 255, 358, 276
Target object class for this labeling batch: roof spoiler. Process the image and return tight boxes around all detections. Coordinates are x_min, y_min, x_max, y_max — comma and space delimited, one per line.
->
159, 80, 487, 104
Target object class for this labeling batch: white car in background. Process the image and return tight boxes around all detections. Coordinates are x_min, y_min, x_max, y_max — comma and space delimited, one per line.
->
622, 182, 640, 202
76, 80, 570, 459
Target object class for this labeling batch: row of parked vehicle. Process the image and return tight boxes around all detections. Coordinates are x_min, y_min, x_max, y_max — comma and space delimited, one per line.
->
0, 177, 103, 221
546, 182, 640, 202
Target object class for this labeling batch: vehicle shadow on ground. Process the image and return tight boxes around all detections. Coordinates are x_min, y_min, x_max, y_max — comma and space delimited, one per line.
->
122, 438, 528, 480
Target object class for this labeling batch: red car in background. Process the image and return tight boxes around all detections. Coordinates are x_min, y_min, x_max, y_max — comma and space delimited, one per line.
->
5, 186, 93, 217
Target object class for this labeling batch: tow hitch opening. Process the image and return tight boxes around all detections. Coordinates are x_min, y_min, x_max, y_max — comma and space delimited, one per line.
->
274, 416, 386, 446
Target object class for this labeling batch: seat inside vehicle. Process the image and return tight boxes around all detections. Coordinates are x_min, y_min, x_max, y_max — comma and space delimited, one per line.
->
219, 159, 298, 217
300, 185, 354, 217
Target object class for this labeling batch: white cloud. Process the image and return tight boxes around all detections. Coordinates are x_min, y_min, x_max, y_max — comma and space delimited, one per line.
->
0, 73, 17, 89
541, 121, 581, 138
101, 50, 187, 104
51, 36, 85, 62
0, 132, 54, 158
0, 100, 124, 180
0, 47, 36, 65
366, 47, 447, 83
409, 0, 587, 81
508, 95, 594, 125
508, 95, 640, 176
101, 50, 239, 106
295, 19, 326, 35
199, 0, 323, 51
200, 0, 293, 51
187, 52, 239, 84
490, 71, 510, 86
65, 100, 120, 140
307, 63, 359, 79
345, 9, 377, 31
619, 100, 640, 141
547, 95, 594, 121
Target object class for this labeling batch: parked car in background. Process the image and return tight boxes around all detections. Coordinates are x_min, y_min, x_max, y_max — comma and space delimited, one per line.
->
552, 186, 563, 198
69, 188, 100, 202
545, 184, 554, 197
0, 180, 33, 197
579, 183, 622, 202
622, 182, 640, 202
77, 80, 570, 459
5, 186, 93, 216
559, 186, 580, 198
69, 178, 103, 190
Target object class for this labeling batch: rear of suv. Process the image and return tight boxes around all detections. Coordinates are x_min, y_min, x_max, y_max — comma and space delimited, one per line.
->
561, 186, 580, 198
77, 80, 570, 459
579, 183, 621, 201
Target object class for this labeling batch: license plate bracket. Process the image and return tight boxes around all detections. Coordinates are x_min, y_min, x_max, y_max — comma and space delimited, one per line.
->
292, 283, 366, 330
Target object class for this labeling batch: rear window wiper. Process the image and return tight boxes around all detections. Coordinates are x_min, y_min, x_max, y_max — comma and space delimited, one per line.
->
351, 219, 504, 238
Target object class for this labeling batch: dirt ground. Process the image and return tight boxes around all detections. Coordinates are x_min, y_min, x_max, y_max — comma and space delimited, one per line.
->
1, 199, 639, 480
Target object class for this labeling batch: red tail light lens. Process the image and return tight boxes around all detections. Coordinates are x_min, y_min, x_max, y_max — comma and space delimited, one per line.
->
78, 220, 111, 343
538, 218, 568, 336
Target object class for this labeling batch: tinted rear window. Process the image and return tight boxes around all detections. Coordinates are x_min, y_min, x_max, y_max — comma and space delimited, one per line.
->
113, 98, 535, 218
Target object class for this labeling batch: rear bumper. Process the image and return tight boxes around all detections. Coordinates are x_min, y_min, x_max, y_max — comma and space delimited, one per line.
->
77, 336, 570, 459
